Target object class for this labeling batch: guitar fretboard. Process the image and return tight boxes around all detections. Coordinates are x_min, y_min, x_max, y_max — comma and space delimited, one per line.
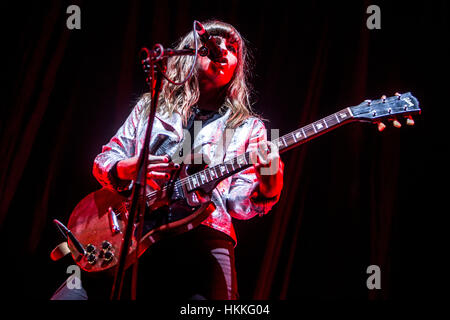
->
183, 107, 353, 192
185, 152, 252, 191
274, 107, 353, 153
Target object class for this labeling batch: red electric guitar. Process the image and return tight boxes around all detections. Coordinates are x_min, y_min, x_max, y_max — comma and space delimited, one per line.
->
55, 92, 420, 274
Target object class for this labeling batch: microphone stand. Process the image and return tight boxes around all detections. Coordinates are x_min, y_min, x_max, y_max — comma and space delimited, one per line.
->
110, 44, 195, 300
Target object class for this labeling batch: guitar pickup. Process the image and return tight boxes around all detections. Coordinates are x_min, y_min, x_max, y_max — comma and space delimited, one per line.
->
108, 207, 121, 234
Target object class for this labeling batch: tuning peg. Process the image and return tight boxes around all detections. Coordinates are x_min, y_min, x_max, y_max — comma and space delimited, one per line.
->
377, 122, 386, 132
405, 115, 415, 126
381, 95, 387, 103
391, 119, 402, 128
395, 92, 401, 99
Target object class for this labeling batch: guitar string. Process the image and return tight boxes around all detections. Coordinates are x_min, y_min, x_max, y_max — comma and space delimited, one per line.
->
144, 153, 252, 201
143, 111, 348, 201
143, 100, 413, 202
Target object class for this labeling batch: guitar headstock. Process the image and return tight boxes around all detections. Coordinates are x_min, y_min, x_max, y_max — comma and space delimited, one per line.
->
350, 92, 420, 131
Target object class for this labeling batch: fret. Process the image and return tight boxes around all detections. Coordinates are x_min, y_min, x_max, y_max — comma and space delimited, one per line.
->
198, 171, 208, 184
283, 135, 293, 148
334, 112, 340, 123
314, 120, 325, 131
325, 115, 338, 127
346, 107, 354, 117
302, 127, 309, 137
195, 174, 201, 187
304, 125, 315, 137
301, 128, 306, 138
323, 118, 329, 128
191, 175, 199, 188
221, 164, 228, 175
209, 167, 217, 179
214, 165, 221, 178
204, 169, 211, 182
312, 123, 317, 133
282, 136, 287, 148
338, 110, 349, 120
293, 130, 303, 141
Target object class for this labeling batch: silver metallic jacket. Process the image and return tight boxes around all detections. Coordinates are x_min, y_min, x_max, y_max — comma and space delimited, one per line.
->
93, 99, 281, 244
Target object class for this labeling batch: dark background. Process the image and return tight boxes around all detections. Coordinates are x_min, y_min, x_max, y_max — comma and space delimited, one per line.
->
1, 0, 447, 301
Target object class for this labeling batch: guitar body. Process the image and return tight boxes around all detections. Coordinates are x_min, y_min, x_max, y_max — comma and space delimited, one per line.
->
67, 154, 216, 274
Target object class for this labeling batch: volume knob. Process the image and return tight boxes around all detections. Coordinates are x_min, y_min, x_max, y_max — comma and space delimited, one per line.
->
101, 240, 112, 251
86, 244, 96, 253
86, 253, 97, 265
104, 251, 114, 262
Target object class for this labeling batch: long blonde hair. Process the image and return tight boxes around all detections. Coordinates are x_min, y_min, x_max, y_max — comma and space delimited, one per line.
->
141, 20, 257, 128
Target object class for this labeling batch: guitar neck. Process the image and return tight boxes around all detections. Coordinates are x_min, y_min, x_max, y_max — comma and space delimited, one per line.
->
184, 107, 354, 192
275, 107, 354, 154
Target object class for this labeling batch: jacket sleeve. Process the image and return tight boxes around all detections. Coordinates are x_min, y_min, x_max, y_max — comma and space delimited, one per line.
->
226, 118, 282, 220
92, 100, 144, 191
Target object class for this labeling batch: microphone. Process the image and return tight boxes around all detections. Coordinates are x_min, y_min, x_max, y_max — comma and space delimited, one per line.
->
194, 21, 226, 63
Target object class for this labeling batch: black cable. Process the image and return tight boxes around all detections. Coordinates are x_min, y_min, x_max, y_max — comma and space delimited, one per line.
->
53, 219, 85, 256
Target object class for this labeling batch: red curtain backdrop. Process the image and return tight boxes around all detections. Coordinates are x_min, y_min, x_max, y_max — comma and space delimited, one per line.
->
1, 0, 447, 300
